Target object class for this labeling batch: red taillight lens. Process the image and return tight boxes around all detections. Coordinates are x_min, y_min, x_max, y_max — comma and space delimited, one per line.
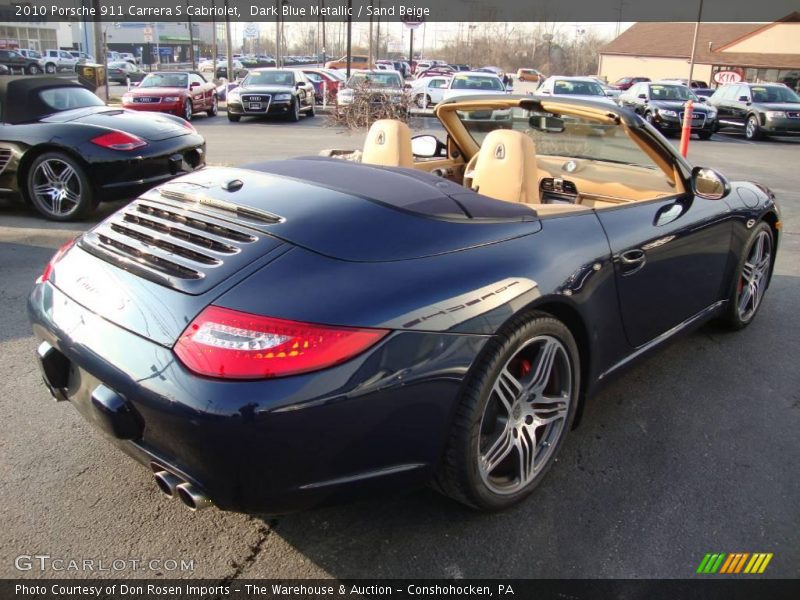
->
91, 131, 147, 151
174, 306, 389, 379
39, 238, 76, 283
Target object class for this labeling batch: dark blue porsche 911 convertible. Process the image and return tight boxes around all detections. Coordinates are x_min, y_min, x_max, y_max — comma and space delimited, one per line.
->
28, 95, 780, 513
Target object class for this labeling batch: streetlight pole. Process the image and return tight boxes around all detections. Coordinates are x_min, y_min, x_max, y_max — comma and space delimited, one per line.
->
688, 0, 704, 84
346, 0, 352, 78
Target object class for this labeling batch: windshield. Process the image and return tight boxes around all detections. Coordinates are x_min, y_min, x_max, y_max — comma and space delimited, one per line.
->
139, 73, 188, 88
457, 106, 660, 169
553, 80, 605, 96
451, 75, 505, 91
750, 85, 800, 103
304, 72, 322, 82
39, 87, 105, 112
245, 70, 295, 86
649, 84, 696, 101
347, 72, 402, 88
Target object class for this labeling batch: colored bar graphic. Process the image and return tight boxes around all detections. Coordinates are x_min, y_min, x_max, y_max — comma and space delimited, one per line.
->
704, 552, 774, 575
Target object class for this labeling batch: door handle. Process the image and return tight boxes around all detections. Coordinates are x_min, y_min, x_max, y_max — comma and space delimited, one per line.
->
619, 249, 646, 275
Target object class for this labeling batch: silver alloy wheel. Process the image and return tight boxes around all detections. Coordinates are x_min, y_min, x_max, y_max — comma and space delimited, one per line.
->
184, 100, 193, 120
45, 63, 56, 74
478, 335, 572, 495
737, 230, 772, 322
746, 116, 757, 139
31, 158, 82, 217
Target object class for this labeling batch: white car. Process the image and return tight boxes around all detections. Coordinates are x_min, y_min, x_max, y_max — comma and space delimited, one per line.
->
535, 76, 618, 106
39, 49, 78, 74
441, 71, 509, 102
410, 75, 451, 108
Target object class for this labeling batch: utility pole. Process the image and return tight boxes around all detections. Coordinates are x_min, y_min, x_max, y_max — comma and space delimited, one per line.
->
368, 2, 374, 67
320, 0, 326, 65
275, 0, 281, 67
346, 0, 352, 78
225, 0, 233, 80
375, 0, 381, 61
688, 0, 704, 84
90, 0, 103, 64
212, 0, 217, 79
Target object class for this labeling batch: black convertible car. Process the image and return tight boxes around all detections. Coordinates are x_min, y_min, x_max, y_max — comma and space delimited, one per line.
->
29, 96, 780, 513
0, 77, 206, 220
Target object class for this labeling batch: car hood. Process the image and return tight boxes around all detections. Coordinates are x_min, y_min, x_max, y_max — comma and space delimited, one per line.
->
752, 101, 800, 111
130, 87, 188, 95
553, 94, 617, 106
41, 106, 190, 141
236, 85, 295, 93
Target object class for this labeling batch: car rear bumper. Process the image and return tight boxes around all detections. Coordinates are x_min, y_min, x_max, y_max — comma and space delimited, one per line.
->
28, 281, 485, 513
86, 134, 206, 201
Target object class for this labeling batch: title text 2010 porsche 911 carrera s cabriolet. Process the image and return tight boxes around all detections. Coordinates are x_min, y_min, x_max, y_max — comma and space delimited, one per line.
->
28, 95, 779, 513
0, 77, 206, 221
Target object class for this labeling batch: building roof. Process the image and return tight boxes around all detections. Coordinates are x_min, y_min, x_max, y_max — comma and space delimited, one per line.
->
600, 16, 800, 70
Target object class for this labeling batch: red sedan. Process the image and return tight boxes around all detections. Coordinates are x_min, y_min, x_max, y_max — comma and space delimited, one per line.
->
300, 68, 344, 104
122, 71, 218, 121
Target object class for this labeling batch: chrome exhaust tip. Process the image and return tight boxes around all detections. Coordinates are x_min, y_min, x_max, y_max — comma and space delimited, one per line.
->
176, 482, 212, 511
153, 470, 183, 498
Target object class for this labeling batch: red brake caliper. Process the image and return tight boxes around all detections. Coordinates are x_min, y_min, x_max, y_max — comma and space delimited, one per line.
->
519, 358, 532, 378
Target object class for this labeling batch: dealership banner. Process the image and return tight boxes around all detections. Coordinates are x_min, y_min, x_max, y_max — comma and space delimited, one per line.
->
2, 579, 800, 600
1, 0, 797, 23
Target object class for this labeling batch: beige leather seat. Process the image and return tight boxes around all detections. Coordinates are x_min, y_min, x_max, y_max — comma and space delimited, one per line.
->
362, 119, 413, 168
470, 129, 540, 204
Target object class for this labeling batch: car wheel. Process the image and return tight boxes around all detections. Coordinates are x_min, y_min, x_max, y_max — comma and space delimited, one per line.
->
698, 130, 713, 140
207, 95, 218, 117
227, 113, 241, 122
306, 101, 315, 117
745, 115, 762, 140
722, 222, 773, 330
288, 98, 301, 122
26, 152, 94, 221
416, 94, 432, 109
27, 64, 39, 75
644, 111, 655, 125
45, 63, 56, 74
184, 99, 193, 121
435, 312, 579, 510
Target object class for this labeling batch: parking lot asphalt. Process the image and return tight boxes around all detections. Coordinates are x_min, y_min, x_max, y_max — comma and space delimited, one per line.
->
0, 118, 798, 580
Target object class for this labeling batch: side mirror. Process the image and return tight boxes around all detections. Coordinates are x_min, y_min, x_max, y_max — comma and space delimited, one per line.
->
638, 93, 647, 99
296, 82, 304, 89
189, 82, 200, 89
411, 134, 445, 158
403, 83, 412, 90
692, 167, 730, 200
738, 95, 750, 102
697, 96, 707, 103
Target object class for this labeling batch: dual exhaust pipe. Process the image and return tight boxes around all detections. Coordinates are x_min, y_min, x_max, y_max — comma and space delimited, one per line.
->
153, 470, 211, 511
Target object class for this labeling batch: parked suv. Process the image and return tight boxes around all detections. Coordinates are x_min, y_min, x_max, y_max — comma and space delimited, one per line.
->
708, 82, 800, 140
618, 81, 717, 139
0, 49, 41, 74
40, 49, 79, 73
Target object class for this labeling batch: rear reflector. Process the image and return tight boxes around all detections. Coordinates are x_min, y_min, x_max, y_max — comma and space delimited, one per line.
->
174, 306, 389, 379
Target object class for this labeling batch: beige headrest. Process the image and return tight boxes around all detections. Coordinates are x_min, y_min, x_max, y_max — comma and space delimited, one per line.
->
471, 129, 540, 204
362, 119, 414, 168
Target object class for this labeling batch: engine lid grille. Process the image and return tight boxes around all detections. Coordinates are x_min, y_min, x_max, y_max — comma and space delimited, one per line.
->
79, 197, 284, 295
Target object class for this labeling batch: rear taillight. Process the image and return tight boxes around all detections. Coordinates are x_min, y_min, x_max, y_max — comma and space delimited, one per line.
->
91, 131, 147, 151
39, 238, 75, 283
174, 306, 389, 379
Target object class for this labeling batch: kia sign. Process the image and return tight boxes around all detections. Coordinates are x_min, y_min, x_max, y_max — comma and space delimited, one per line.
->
714, 70, 744, 84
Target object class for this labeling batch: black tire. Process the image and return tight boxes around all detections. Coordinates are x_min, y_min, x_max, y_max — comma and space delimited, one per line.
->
698, 130, 713, 140
227, 113, 241, 122
288, 98, 301, 122
745, 114, 762, 141
721, 222, 774, 330
207, 95, 218, 117
435, 311, 580, 511
26, 64, 40, 75
306, 101, 315, 117
183, 99, 193, 121
644, 111, 655, 125
26, 152, 95, 221
45, 63, 56, 74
